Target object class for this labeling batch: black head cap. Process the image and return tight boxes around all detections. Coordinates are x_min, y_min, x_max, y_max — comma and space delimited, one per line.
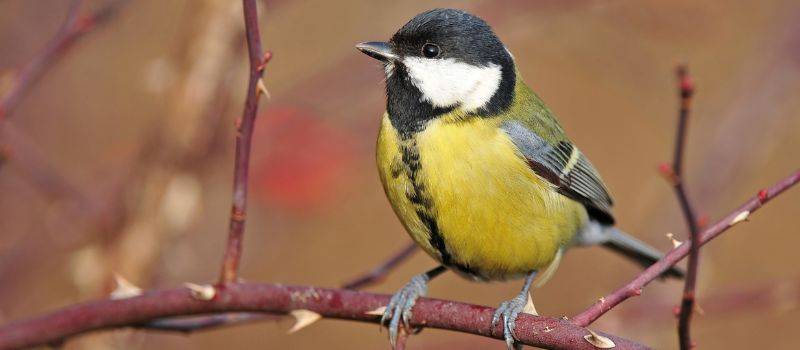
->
390, 8, 513, 69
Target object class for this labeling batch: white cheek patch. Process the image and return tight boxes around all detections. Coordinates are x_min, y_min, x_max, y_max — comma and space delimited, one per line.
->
402, 57, 502, 112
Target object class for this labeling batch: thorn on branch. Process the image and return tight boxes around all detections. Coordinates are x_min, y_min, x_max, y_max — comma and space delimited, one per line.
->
584, 329, 616, 349
256, 78, 270, 99
110, 274, 143, 300
185, 283, 217, 301
365, 306, 386, 316
287, 309, 322, 334
666, 233, 683, 248
729, 211, 750, 226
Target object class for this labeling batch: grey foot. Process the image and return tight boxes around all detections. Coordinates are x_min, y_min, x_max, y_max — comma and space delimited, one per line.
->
492, 291, 530, 350
381, 274, 428, 348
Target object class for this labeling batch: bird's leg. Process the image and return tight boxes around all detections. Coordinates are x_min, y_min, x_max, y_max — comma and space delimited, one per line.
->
492, 271, 538, 350
381, 265, 446, 348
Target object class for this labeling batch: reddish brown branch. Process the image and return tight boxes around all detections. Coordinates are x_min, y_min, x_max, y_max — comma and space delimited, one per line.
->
0, 283, 646, 350
0, 0, 126, 200
219, 0, 269, 284
572, 169, 800, 326
672, 65, 700, 350
620, 277, 800, 322
0, 0, 126, 122
342, 242, 417, 290
139, 312, 279, 333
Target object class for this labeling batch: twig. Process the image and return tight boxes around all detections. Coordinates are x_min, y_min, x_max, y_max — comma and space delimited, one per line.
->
218, 0, 270, 284
0, 145, 8, 171
620, 277, 800, 322
572, 169, 800, 326
342, 242, 417, 290
0, 0, 127, 200
0, 0, 126, 122
670, 65, 700, 350
139, 312, 280, 333
0, 283, 646, 350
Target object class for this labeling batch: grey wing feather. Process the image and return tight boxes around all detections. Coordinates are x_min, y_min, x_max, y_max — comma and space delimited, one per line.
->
501, 120, 615, 224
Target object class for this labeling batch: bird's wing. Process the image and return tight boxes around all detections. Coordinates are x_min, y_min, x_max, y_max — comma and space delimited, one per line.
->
501, 120, 615, 224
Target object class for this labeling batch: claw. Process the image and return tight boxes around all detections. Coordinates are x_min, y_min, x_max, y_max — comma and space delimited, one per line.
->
492, 291, 530, 350
381, 273, 429, 348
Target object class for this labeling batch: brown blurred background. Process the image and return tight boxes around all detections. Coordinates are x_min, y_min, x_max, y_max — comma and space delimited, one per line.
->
1, 0, 799, 349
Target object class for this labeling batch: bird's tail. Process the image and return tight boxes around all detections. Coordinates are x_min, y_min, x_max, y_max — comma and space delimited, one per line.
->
575, 222, 684, 279
602, 227, 684, 279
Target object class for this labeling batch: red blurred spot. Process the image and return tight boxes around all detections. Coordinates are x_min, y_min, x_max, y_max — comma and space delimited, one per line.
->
757, 189, 768, 203
252, 106, 355, 212
696, 215, 708, 230
658, 162, 672, 176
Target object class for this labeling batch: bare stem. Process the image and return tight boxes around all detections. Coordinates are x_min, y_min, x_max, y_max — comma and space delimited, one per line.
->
0, 0, 127, 199
0, 0, 126, 122
572, 169, 800, 326
672, 65, 700, 350
342, 242, 417, 290
138, 313, 279, 333
218, 0, 270, 284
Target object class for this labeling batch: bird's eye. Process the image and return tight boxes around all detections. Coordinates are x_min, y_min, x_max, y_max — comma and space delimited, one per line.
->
422, 43, 440, 58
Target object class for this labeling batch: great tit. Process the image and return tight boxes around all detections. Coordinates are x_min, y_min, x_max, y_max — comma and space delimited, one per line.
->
356, 8, 683, 349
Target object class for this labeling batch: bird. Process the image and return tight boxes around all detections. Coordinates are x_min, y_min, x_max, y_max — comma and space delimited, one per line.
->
356, 8, 683, 349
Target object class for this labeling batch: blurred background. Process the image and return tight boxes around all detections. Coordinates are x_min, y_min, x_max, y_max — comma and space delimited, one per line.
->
1, 0, 799, 349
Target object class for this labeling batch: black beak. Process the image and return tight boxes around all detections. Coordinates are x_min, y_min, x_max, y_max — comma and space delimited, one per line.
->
356, 41, 397, 62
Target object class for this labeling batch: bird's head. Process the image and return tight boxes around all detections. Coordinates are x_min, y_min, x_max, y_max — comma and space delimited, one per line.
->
357, 8, 516, 129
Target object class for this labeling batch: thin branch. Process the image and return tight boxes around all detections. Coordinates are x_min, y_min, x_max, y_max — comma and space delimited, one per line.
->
0, 283, 647, 350
572, 169, 800, 326
138, 312, 280, 333
342, 242, 417, 290
218, 0, 270, 284
0, 0, 127, 122
671, 65, 700, 350
0, 0, 127, 200
620, 277, 800, 322
0, 145, 7, 171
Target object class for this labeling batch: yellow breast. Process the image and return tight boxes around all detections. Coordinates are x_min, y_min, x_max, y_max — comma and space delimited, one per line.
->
377, 113, 586, 280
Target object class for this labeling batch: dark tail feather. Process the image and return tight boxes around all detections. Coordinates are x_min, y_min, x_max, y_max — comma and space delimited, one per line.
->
602, 228, 685, 279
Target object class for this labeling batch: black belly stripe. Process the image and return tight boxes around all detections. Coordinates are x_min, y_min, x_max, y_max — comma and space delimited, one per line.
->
399, 138, 453, 265
415, 209, 452, 265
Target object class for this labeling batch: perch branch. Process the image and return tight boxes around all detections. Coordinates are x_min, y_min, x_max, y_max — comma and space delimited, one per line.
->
572, 169, 800, 326
218, 0, 270, 284
0, 283, 646, 350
